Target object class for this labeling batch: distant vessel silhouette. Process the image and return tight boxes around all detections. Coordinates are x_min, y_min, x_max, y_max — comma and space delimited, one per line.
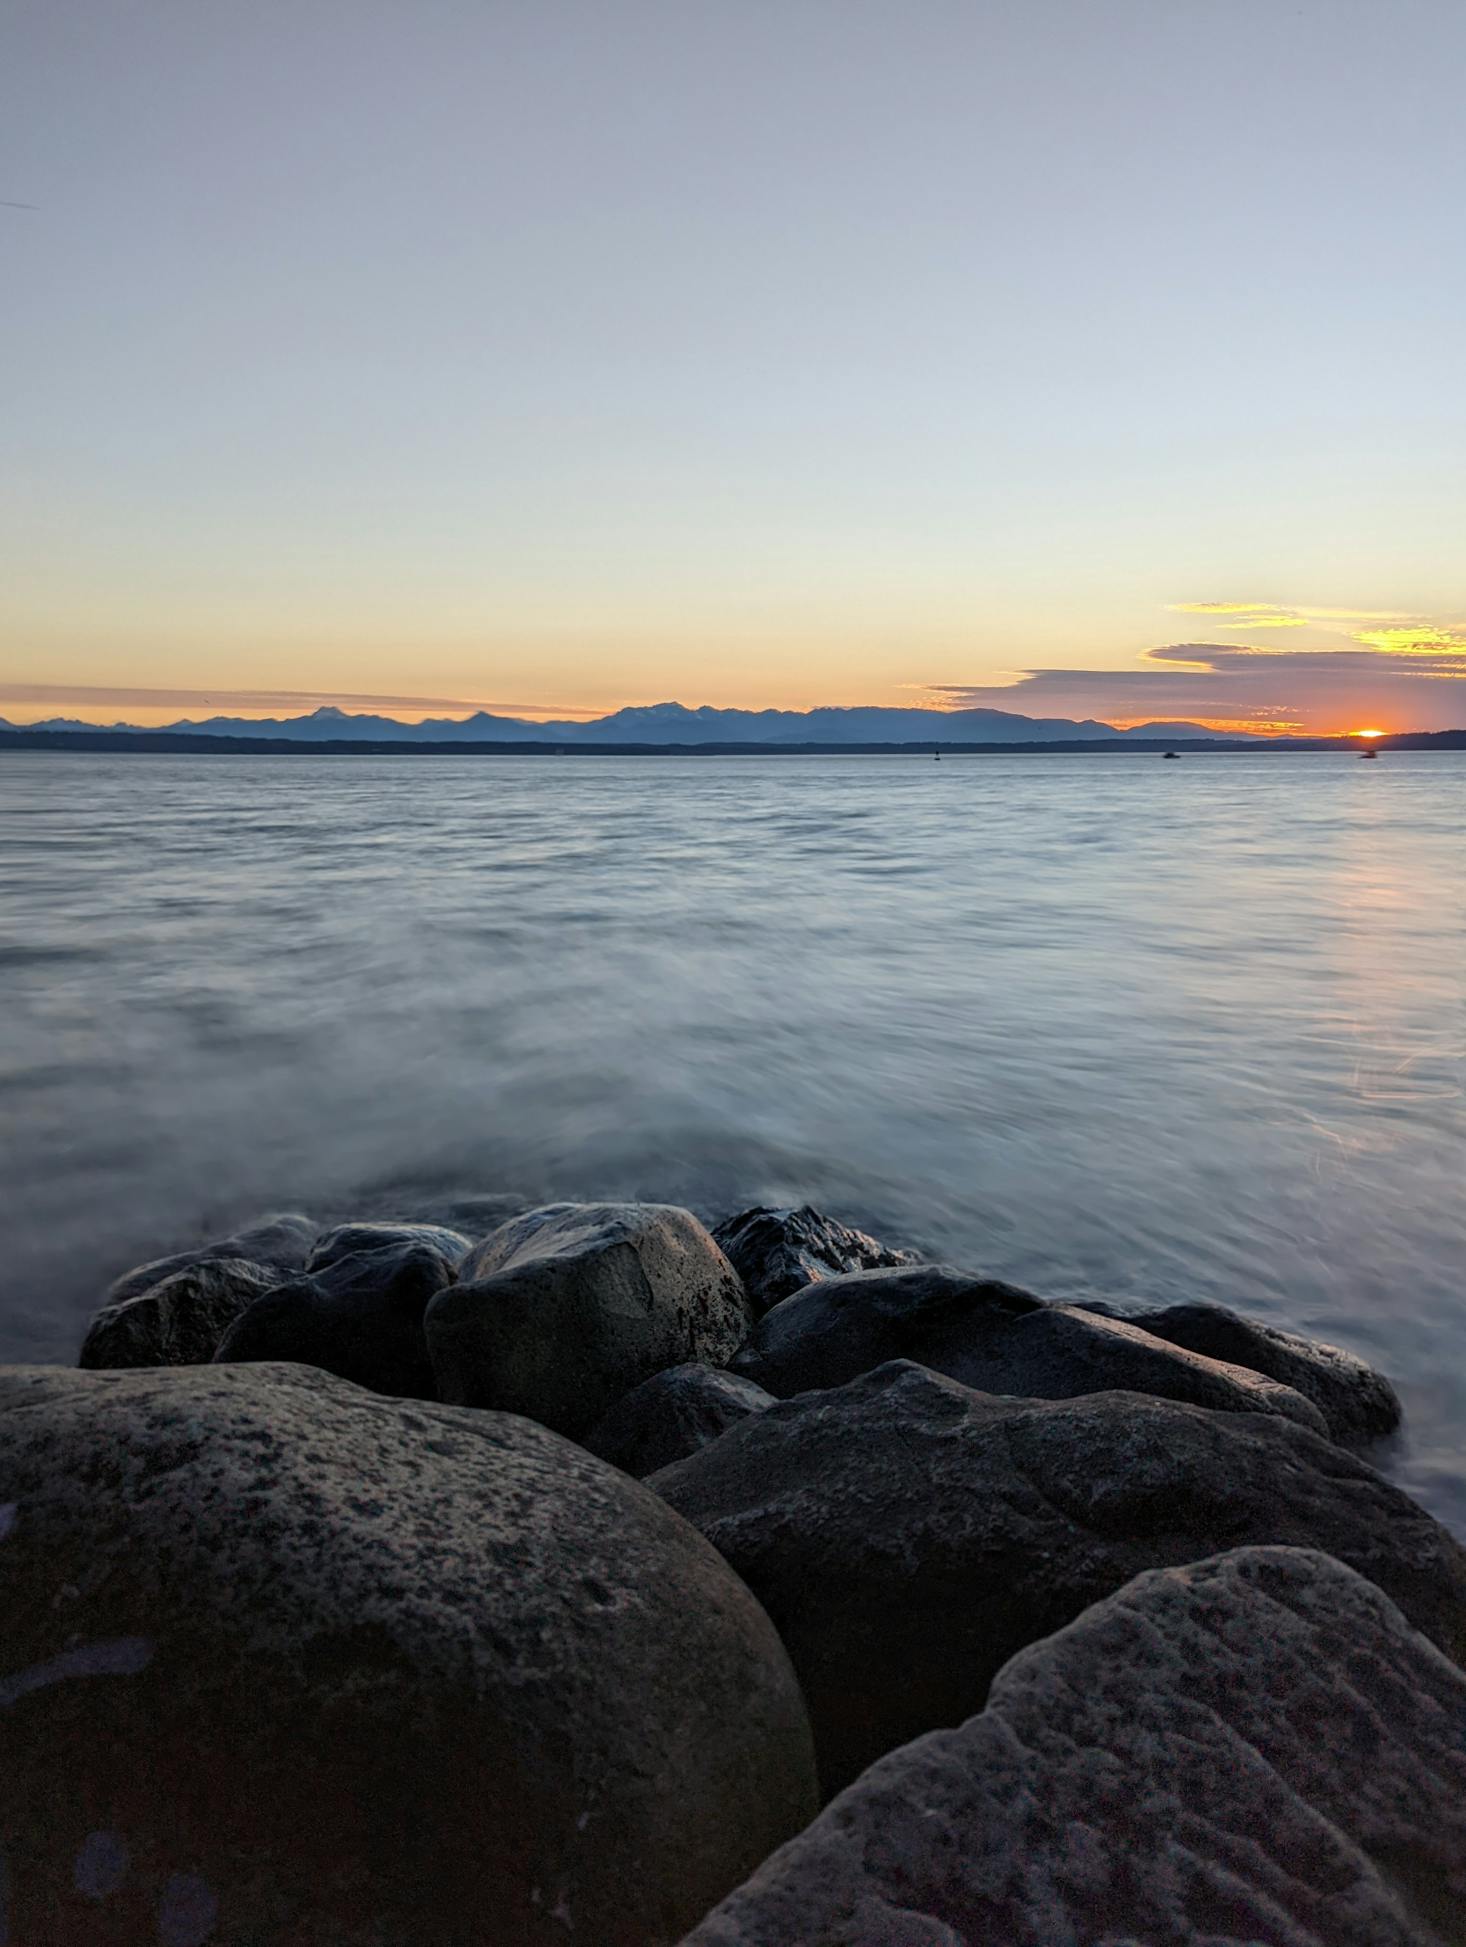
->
1359, 747, 1378, 759
1162, 750, 1180, 760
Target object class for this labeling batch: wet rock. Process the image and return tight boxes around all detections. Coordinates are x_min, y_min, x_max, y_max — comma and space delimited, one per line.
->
0, 1362, 817, 1947
307, 1221, 472, 1274
681, 1546, 1466, 1947
103, 1212, 317, 1306
729, 1264, 1327, 1432
584, 1363, 776, 1478
652, 1360, 1466, 1792
214, 1241, 455, 1398
79, 1257, 280, 1369
426, 1203, 753, 1438
710, 1205, 916, 1316
1079, 1297, 1401, 1445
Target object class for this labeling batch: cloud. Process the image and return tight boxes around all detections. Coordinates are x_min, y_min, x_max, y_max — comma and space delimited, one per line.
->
1167, 601, 1419, 634
0, 683, 602, 719
931, 635, 1466, 734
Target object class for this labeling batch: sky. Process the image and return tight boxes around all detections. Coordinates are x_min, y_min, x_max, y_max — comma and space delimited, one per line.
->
3, 0, 1464, 734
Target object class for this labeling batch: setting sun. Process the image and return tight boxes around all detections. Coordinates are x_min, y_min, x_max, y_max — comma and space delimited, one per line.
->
1351, 727, 1387, 738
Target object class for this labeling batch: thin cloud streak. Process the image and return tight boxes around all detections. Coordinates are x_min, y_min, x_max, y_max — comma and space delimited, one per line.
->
0, 683, 604, 718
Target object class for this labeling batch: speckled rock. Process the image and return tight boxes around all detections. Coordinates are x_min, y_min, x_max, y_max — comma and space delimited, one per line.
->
681, 1546, 1466, 1946
1079, 1297, 1401, 1445
729, 1264, 1327, 1433
710, 1206, 916, 1316
426, 1203, 754, 1438
79, 1257, 280, 1369
102, 1212, 317, 1306
307, 1221, 473, 1274
652, 1361, 1466, 1793
0, 1362, 818, 1947
584, 1363, 776, 1478
214, 1240, 456, 1397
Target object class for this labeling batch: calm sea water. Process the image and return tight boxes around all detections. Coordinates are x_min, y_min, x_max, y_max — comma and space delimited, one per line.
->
3, 750, 1463, 1525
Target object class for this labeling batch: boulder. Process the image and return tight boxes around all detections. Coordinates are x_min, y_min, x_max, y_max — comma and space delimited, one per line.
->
651, 1361, 1466, 1793
307, 1221, 472, 1274
103, 1212, 317, 1306
426, 1203, 753, 1438
729, 1264, 1327, 1433
1079, 1297, 1401, 1445
710, 1205, 916, 1316
79, 1257, 280, 1369
0, 1363, 817, 1946
584, 1364, 776, 1478
214, 1241, 456, 1398
682, 1546, 1466, 1947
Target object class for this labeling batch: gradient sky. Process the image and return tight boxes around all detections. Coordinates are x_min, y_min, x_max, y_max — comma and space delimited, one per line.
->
4, 0, 1464, 732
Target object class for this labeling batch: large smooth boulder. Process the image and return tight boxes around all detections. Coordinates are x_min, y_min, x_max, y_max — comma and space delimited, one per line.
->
711, 1206, 916, 1316
584, 1364, 776, 1478
79, 1257, 280, 1368
214, 1241, 456, 1397
682, 1546, 1466, 1947
307, 1221, 472, 1275
1080, 1297, 1401, 1445
729, 1265, 1327, 1433
652, 1361, 1466, 1793
103, 1212, 317, 1306
0, 1363, 817, 1946
426, 1203, 754, 1438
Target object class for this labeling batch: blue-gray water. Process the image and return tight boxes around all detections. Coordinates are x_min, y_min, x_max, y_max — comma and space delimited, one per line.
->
3, 750, 1463, 1527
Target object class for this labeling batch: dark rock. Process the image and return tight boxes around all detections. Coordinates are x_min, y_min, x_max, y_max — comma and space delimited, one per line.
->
0, 1363, 818, 1946
584, 1364, 776, 1478
652, 1360, 1466, 1793
214, 1241, 455, 1398
307, 1221, 472, 1274
103, 1211, 317, 1306
1079, 1297, 1401, 1445
79, 1257, 280, 1368
710, 1205, 916, 1315
682, 1546, 1466, 1947
426, 1203, 753, 1438
729, 1264, 1327, 1432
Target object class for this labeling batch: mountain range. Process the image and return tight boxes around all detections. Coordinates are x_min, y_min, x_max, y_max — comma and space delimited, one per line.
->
2, 701, 1248, 745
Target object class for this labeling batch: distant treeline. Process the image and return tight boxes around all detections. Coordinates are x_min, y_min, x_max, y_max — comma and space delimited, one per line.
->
3, 728, 1464, 757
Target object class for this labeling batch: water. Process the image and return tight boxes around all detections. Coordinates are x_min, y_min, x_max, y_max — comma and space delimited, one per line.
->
3, 750, 1463, 1527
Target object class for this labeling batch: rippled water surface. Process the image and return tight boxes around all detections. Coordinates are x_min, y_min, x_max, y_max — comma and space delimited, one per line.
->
3, 750, 1463, 1524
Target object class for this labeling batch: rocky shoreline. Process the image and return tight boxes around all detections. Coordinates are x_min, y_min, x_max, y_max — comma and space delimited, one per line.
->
5, 1197, 1465, 1943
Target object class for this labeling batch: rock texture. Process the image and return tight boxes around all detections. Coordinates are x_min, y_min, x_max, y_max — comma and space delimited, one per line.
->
0, 1363, 817, 1947
711, 1205, 915, 1316
729, 1265, 1327, 1433
1080, 1296, 1401, 1445
681, 1546, 1466, 1947
307, 1221, 472, 1274
584, 1363, 776, 1478
426, 1202, 753, 1437
652, 1361, 1466, 1792
102, 1212, 318, 1306
214, 1240, 456, 1397
79, 1256, 280, 1368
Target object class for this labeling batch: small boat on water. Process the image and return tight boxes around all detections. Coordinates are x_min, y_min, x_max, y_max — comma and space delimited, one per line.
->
1162, 750, 1180, 760
1360, 747, 1378, 759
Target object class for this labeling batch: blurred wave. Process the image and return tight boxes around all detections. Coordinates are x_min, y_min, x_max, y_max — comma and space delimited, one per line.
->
2, 749, 1463, 1526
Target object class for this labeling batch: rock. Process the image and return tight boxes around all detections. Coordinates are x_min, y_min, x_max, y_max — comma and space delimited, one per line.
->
1079, 1297, 1401, 1445
214, 1241, 456, 1398
103, 1211, 317, 1306
307, 1221, 472, 1274
584, 1364, 776, 1478
651, 1360, 1466, 1793
0, 1363, 817, 1946
710, 1205, 916, 1316
426, 1203, 754, 1438
729, 1264, 1327, 1433
681, 1545, 1466, 1947
78, 1256, 282, 1369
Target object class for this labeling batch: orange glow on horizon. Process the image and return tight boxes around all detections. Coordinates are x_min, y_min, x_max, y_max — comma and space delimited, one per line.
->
1350, 727, 1387, 738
